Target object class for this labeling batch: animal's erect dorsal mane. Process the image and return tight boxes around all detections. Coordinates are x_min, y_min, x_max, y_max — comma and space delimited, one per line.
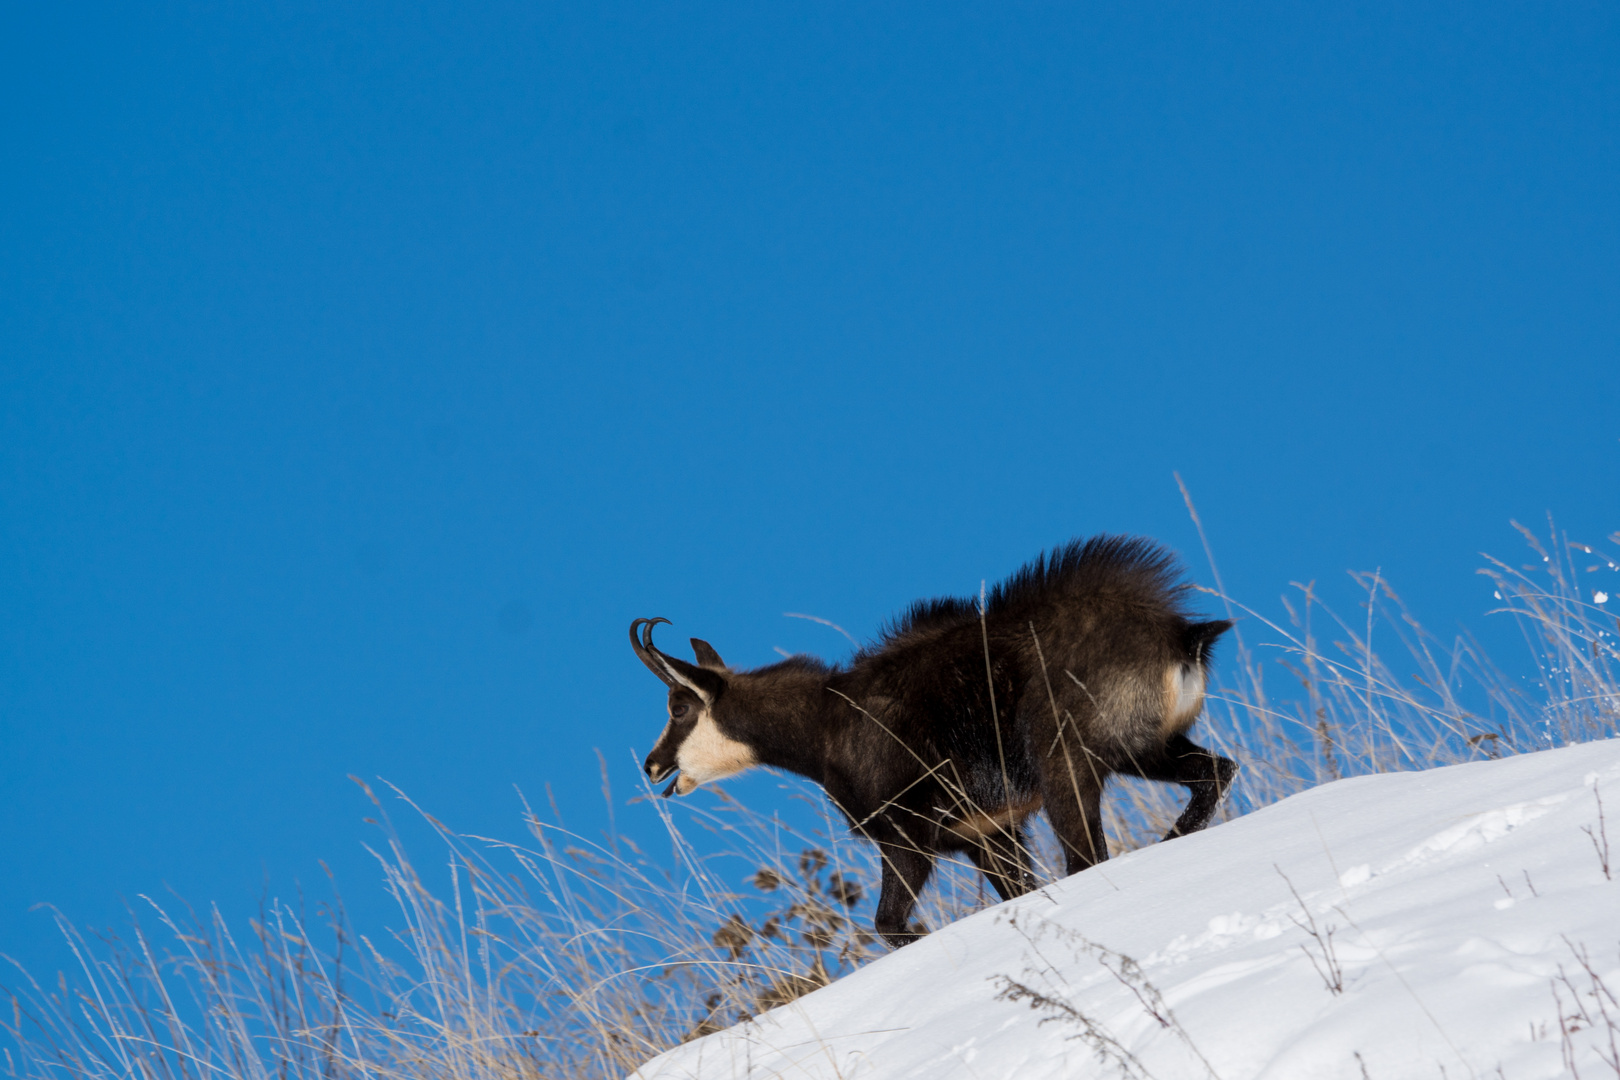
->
861, 596, 980, 656
863, 534, 1191, 655
987, 534, 1189, 614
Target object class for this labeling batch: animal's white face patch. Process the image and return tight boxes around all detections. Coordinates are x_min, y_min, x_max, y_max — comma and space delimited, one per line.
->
1162, 663, 1208, 736
672, 707, 757, 792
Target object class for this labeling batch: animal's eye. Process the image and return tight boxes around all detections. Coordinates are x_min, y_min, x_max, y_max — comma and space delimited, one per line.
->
671, 703, 690, 719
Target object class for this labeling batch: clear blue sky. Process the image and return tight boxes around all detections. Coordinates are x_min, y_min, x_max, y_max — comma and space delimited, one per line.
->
3, 3, 1616, 980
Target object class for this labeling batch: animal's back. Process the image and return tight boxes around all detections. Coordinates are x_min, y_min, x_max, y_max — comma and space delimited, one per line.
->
913, 539, 1197, 769
845, 537, 1193, 782
856, 535, 1188, 686
987, 535, 1188, 625
993, 536, 1207, 762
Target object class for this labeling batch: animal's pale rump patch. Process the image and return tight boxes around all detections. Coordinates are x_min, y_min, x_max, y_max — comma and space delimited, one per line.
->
1161, 663, 1207, 737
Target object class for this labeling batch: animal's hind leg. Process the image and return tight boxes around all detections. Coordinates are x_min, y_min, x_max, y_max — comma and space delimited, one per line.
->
1028, 705, 1110, 877
1120, 733, 1238, 841
968, 826, 1035, 902
1038, 763, 1109, 877
873, 842, 935, 949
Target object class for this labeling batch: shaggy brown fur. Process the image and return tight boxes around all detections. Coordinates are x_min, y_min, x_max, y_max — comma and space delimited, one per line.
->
632, 535, 1236, 948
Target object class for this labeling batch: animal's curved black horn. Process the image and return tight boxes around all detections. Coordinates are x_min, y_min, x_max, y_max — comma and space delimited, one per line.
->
630, 617, 675, 685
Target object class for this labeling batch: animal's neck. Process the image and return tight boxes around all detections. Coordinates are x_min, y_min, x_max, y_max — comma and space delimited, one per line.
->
730, 675, 847, 786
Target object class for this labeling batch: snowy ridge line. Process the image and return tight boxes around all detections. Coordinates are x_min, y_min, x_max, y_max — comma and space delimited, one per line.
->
632, 739, 1620, 1080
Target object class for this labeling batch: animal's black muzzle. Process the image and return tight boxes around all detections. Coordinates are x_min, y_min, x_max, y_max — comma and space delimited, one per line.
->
644, 749, 681, 797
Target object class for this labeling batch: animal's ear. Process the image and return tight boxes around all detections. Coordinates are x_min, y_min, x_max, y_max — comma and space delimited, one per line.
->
662, 653, 727, 704
690, 638, 727, 671
1183, 619, 1233, 663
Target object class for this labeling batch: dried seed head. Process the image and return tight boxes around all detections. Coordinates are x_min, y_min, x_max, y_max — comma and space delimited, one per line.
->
712, 915, 753, 959
799, 848, 828, 878
826, 872, 862, 908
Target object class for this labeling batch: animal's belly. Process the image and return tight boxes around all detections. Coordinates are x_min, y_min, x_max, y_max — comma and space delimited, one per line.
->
943, 793, 1044, 839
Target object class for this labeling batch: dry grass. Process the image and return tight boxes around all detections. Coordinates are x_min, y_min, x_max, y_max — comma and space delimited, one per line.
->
5, 520, 1618, 1080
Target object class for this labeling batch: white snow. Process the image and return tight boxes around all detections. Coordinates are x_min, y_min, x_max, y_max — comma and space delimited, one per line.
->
633, 740, 1620, 1079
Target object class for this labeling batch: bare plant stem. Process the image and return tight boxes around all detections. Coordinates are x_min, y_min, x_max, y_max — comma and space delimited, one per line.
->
1581, 782, 1613, 881
1275, 866, 1344, 995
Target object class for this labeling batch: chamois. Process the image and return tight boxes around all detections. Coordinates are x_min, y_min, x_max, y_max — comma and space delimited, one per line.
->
631, 535, 1236, 949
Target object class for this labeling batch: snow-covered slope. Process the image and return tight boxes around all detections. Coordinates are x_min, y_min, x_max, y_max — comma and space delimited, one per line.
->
634, 740, 1620, 1079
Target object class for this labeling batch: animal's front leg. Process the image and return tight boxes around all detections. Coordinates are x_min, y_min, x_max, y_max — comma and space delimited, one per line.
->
873, 842, 935, 948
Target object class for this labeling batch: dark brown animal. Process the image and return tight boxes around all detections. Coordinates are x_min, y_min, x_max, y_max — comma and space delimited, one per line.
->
631, 535, 1236, 948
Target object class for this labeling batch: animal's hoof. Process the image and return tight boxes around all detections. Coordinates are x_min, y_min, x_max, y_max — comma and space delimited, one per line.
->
880, 922, 929, 949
